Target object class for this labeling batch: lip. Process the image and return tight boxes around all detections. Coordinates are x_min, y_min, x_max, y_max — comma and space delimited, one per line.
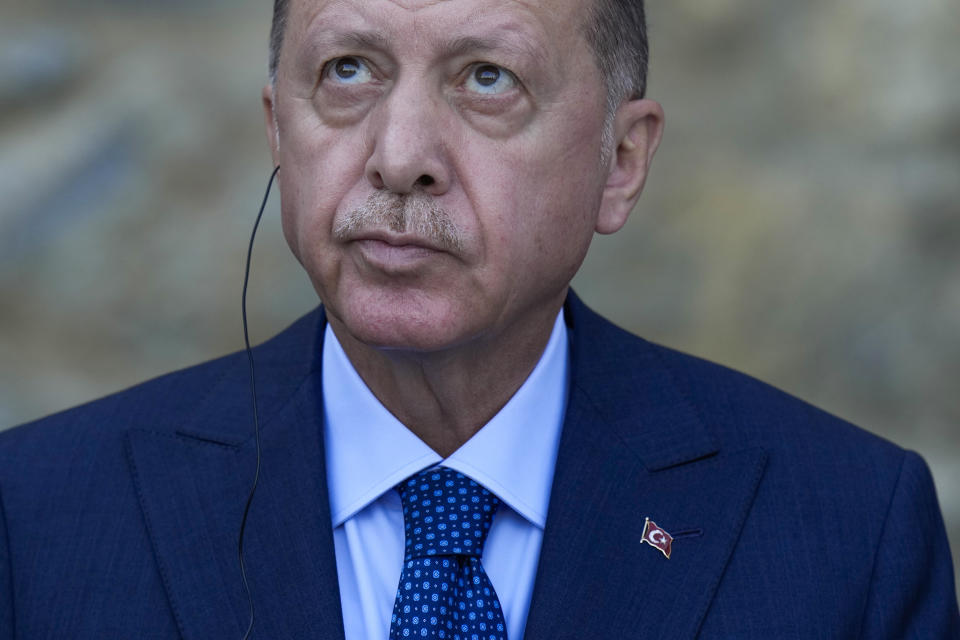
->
349, 230, 449, 253
349, 233, 449, 272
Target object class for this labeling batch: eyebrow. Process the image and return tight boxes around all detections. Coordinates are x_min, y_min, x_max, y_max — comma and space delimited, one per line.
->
333, 30, 392, 52
436, 34, 549, 67
304, 25, 548, 69
307, 30, 392, 55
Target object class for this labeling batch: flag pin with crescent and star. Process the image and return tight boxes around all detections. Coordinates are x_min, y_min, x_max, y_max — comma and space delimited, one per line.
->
641, 517, 674, 559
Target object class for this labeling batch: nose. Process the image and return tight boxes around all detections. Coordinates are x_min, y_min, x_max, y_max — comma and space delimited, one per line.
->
364, 79, 451, 195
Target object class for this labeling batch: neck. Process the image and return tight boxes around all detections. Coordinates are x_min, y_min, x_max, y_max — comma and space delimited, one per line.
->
328, 300, 564, 457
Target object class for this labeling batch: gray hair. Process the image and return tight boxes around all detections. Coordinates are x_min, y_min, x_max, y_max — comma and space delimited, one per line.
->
581, 0, 649, 109
268, 0, 288, 87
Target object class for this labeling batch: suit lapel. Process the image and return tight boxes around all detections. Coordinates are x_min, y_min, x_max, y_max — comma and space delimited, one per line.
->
126, 310, 345, 639
524, 295, 768, 639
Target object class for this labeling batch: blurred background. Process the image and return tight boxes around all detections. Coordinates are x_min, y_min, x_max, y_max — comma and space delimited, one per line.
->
1, 0, 958, 590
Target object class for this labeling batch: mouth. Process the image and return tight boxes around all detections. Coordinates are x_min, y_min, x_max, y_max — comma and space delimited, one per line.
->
348, 230, 450, 253
347, 231, 452, 272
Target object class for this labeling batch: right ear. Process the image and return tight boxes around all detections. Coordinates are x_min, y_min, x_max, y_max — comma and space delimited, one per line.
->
262, 84, 280, 167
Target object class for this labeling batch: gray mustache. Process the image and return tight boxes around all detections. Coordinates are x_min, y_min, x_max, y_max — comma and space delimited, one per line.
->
333, 191, 464, 253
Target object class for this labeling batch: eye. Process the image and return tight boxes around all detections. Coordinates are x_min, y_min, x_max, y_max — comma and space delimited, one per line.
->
326, 56, 374, 84
464, 63, 517, 95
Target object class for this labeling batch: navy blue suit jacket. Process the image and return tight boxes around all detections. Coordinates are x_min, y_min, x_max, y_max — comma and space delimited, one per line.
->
2, 294, 958, 638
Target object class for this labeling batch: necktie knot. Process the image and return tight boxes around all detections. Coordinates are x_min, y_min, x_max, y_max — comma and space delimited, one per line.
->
398, 467, 500, 560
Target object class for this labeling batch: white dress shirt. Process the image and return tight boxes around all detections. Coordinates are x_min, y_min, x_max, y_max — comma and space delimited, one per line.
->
322, 311, 569, 640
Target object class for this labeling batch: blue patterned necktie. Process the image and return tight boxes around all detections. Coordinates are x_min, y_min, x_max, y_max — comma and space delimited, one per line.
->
389, 467, 508, 640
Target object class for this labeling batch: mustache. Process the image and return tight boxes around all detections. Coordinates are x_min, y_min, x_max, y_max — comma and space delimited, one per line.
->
333, 191, 464, 253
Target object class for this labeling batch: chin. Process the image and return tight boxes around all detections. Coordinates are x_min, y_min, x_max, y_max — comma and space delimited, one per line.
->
329, 287, 483, 354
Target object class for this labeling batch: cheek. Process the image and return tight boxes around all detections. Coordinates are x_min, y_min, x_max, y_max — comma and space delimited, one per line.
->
482, 128, 603, 233
276, 105, 370, 250
279, 203, 300, 263
510, 140, 605, 274
463, 149, 598, 296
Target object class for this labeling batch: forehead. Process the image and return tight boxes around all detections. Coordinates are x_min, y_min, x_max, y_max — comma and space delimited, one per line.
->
286, 0, 591, 60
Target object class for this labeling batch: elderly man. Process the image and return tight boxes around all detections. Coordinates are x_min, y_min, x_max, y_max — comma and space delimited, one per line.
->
1, 0, 958, 638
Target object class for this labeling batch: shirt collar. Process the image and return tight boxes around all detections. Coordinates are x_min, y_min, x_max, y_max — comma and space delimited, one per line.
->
323, 311, 569, 529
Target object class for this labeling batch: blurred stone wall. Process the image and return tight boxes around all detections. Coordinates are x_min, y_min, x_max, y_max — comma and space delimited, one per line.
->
2, 0, 958, 591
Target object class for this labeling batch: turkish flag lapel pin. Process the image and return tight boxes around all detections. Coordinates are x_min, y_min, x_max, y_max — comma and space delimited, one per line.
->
641, 517, 674, 559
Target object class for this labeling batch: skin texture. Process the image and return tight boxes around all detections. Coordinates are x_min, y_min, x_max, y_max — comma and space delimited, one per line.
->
263, 0, 664, 455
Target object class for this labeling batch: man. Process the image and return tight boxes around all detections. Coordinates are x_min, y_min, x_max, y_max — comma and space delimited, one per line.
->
1, 0, 957, 638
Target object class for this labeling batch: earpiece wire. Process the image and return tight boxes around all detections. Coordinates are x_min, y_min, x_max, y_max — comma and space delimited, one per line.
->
238, 164, 280, 640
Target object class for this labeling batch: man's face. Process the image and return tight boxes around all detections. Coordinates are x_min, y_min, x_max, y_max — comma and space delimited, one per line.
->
266, 0, 628, 353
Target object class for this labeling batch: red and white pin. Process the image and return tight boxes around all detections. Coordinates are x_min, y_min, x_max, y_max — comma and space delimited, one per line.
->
641, 517, 673, 559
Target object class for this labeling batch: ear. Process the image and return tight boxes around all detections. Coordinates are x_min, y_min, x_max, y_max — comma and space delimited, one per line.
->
595, 99, 664, 235
262, 84, 281, 167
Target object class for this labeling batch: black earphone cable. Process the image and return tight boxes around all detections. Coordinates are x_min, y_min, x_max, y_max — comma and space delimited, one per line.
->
238, 164, 280, 640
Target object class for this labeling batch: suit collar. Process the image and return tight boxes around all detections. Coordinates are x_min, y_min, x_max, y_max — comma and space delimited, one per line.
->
170, 307, 325, 447
561, 291, 719, 471
523, 293, 767, 639
126, 308, 346, 639
166, 292, 714, 470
